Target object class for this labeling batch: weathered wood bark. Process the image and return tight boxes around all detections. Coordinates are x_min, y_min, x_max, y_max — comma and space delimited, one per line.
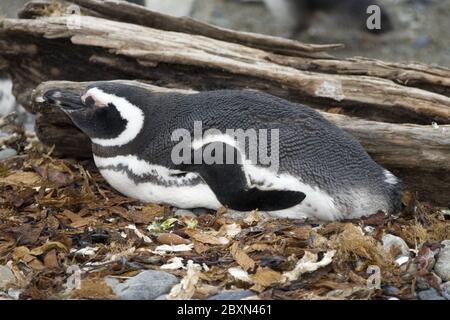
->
1, 14, 450, 125
18, 0, 342, 58
0, 0, 449, 204
18, 0, 450, 97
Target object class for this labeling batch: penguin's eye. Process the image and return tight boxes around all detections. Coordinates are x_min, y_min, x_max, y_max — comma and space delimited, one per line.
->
82, 93, 108, 108
85, 96, 96, 108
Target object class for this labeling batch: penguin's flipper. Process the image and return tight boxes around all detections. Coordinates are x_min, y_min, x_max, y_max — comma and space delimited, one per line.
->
176, 141, 306, 211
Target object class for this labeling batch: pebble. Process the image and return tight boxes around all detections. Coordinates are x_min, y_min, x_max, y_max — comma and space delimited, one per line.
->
173, 209, 197, 218
440, 282, 450, 300
415, 272, 442, 290
107, 270, 178, 300
382, 285, 400, 296
208, 290, 256, 300
0, 265, 15, 290
434, 240, 450, 281
0, 148, 17, 161
192, 208, 208, 215
417, 288, 445, 300
382, 234, 410, 258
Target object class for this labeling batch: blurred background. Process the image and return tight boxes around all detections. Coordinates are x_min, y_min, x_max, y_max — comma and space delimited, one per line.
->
1, 0, 449, 138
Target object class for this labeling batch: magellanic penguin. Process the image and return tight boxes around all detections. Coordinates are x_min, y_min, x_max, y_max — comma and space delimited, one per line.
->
42, 82, 402, 221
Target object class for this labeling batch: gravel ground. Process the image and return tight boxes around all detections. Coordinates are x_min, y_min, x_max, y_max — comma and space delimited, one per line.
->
191, 0, 450, 66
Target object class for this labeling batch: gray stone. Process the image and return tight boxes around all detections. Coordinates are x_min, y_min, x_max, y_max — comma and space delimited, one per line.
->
104, 277, 120, 291
6, 288, 21, 300
417, 288, 445, 300
441, 282, 450, 300
192, 208, 208, 215
382, 285, 400, 296
416, 272, 442, 290
109, 270, 178, 300
434, 240, 450, 281
208, 290, 256, 300
173, 209, 196, 218
0, 148, 17, 161
382, 234, 410, 258
0, 265, 15, 290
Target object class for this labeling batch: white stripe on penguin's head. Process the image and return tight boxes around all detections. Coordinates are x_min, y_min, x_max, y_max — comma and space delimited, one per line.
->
83, 87, 145, 147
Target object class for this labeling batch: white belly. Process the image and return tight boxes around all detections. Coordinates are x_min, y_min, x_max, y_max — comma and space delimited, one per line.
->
98, 169, 222, 209
94, 155, 221, 209
94, 154, 346, 220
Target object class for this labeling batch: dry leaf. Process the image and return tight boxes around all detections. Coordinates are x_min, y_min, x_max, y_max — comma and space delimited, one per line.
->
110, 206, 131, 220
185, 229, 229, 245
243, 210, 262, 225
61, 210, 90, 228
230, 242, 255, 271
248, 243, 272, 252
157, 233, 191, 245
193, 283, 219, 299
10, 223, 44, 245
71, 279, 116, 299
43, 249, 59, 268
140, 203, 165, 220
286, 226, 312, 240
13, 246, 45, 270
30, 241, 68, 256
251, 267, 283, 287
0, 172, 41, 187
193, 241, 209, 254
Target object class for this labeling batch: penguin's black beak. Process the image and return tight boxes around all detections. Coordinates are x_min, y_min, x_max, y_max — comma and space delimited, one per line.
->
43, 89, 86, 112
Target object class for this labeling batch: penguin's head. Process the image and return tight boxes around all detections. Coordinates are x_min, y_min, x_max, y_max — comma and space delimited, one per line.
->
43, 83, 145, 147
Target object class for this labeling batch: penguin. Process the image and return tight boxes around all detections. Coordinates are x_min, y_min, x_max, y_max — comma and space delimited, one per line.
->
42, 82, 402, 221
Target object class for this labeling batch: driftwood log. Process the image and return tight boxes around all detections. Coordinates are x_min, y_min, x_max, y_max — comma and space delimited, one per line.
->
1, 0, 450, 205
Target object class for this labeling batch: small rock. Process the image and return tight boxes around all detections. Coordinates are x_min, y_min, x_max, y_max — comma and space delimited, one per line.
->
416, 272, 442, 290
0, 148, 17, 161
109, 270, 178, 300
0, 265, 15, 290
434, 240, 450, 281
7, 288, 21, 300
382, 285, 400, 296
417, 288, 445, 300
173, 209, 196, 218
382, 234, 410, 258
155, 294, 167, 300
208, 290, 256, 300
104, 277, 120, 292
192, 208, 208, 215
440, 282, 450, 300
